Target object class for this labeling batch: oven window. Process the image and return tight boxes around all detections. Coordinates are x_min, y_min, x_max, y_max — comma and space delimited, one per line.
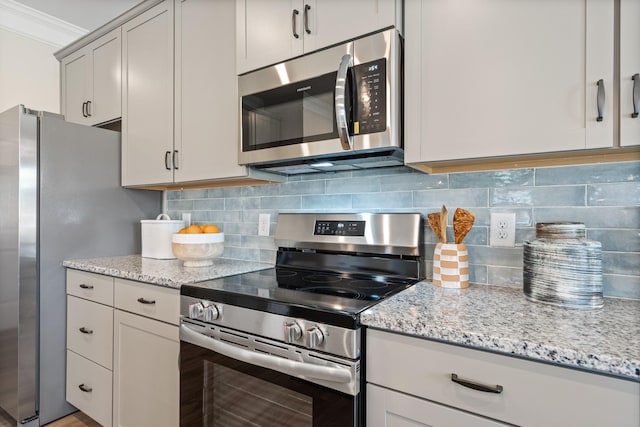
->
181, 341, 358, 427
205, 363, 312, 426
241, 72, 339, 151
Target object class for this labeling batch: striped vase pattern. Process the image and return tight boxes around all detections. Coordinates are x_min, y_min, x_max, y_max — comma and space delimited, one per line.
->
433, 243, 469, 289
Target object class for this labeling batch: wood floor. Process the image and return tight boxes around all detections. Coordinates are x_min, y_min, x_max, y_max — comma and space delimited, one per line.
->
0, 410, 100, 427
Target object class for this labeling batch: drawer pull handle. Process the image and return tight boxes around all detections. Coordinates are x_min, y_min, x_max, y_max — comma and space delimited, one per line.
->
79, 327, 94, 335
79, 284, 94, 289
137, 297, 156, 305
78, 384, 92, 393
451, 373, 503, 394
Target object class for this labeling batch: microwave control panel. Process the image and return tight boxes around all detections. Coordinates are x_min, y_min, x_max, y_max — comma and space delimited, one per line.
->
314, 220, 366, 236
354, 58, 387, 135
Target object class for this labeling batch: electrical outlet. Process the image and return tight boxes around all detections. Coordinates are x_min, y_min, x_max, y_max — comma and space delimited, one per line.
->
258, 213, 270, 236
490, 213, 516, 247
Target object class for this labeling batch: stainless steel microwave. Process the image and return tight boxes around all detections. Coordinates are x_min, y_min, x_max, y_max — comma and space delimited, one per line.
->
238, 29, 402, 174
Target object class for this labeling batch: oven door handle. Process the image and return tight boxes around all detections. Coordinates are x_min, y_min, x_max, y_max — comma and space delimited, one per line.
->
180, 324, 353, 384
335, 53, 354, 151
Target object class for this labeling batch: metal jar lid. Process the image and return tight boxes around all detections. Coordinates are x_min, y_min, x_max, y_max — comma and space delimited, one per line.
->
535, 222, 586, 239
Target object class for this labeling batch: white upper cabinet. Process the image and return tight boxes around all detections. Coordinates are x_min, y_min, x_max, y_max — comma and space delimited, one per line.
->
236, 0, 400, 74
174, 0, 249, 182
121, 0, 174, 187
404, 0, 616, 167
61, 27, 121, 126
620, 0, 640, 147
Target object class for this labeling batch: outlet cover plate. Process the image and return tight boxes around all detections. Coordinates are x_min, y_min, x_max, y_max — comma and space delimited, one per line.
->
490, 213, 516, 247
258, 213, 270, 236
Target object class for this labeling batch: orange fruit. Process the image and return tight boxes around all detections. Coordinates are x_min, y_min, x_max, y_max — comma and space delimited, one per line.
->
178, 227, 189, 234
185, 224, 203, 234
202, 224, 219, 233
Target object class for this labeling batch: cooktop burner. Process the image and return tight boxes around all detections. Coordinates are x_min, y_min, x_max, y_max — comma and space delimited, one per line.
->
180, 266, 418, 328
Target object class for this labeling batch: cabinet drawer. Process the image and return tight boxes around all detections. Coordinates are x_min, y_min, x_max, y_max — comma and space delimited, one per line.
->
66, 350, 113, 427
67, 295, 113, 369
67, 269, 114, 305
366, 329, 640, 427
114, 279, 179, 325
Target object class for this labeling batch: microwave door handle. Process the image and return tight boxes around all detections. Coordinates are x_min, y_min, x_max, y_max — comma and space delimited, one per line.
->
180, 324, 352, 384
335, 54, 353, 150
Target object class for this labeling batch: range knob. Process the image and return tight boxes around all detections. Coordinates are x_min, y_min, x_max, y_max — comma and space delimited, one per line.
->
188, 302, 205, 319
204, 304, 222, 322
284, 322, 302, 343
306, 326, 324, 349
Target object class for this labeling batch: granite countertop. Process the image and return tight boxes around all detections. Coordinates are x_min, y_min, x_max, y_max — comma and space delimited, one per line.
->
361, 282, 640, 382
63, 255, 272, 289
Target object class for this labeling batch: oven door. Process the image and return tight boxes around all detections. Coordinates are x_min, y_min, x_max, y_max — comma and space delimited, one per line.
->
180, 321, 361, 427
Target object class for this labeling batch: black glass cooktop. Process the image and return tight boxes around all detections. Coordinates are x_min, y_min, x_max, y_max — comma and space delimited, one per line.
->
181, 267, 417, 328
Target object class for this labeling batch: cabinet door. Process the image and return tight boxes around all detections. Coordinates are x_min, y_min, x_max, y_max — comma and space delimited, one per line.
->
89, 27, 122, 126
620, 0, 640, 147
404, 0, 614, 164
175, 0, 248, 182
303, 0, 397, 53
367, 384, 507, 427
61, 49, 90, 125
122, 0, 174, 186
113, 309, 179, 427
236, 0, 303, 74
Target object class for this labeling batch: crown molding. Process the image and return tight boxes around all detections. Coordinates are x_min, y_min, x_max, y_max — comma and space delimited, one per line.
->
0, 0, 88, 48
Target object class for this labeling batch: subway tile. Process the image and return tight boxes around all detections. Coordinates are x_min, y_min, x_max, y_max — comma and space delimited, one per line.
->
301, 194, 352, 210
380, 172, 448, 191
242, 183, 280, 197
241, 235, 277, 250
206, 188, 226, 198
413, 188, 488, 208
242, 197, 260, 210
223, 234, 242, 247
450, 169, 534, 188
223, 187, 243, 197
223, 246, 260, 262
209, 210, 242, 223
587, 182, 640, 206
181, 189, 208, 199
467, 246, 524, 268
487, 266, 523, 287
534, 207, 640, 228
259, 249, 277, 264
224, 198, 243, 210
491, 185, 586, 207
260, 195, 302, 210
353, 191, 412, 209
190, 212, 209, 222
165, 191, 181, 200
326, 176, 381, 194
279, 180, 325, 195
603, 275, 640, 299
587, 229, 640, 252
166, 199, 193, 211
535, 161, 640, 185
603, 252, 640, 276
224, 222, 258, 236
193, 198, 225, 210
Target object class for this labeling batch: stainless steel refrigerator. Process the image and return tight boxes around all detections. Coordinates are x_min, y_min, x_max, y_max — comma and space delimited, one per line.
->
0, 105, 161, 426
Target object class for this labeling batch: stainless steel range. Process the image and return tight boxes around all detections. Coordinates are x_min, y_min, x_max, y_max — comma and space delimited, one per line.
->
179, 213, 424, 427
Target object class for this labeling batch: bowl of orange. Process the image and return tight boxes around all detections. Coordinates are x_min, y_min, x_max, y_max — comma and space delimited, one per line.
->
171, 224, 224, 267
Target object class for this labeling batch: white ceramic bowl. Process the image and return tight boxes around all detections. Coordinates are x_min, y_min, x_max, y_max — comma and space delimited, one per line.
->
171, 232, 224, 267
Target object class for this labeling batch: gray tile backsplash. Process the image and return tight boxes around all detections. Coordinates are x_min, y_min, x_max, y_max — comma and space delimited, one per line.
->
167, 161, 640, 300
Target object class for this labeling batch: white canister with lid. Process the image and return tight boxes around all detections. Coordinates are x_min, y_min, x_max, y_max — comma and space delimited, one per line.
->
141, 214, 185, 259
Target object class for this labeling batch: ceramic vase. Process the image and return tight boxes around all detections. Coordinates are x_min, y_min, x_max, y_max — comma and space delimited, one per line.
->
433, 243, 469, 289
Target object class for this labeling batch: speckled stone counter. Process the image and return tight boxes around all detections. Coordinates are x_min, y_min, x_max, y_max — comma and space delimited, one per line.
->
361, 282, 640, 381
63, 255, 272, 289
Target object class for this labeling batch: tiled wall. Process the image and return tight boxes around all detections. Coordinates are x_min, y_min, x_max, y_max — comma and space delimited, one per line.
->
167, 161, 640, 299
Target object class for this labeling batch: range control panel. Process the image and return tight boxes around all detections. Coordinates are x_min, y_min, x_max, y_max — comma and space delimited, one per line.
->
314, 220, 366, 236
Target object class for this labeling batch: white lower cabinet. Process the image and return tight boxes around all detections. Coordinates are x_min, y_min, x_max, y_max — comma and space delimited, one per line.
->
367, 383, 507, 427
65, 270, 115, 426
112, 279, 179, 427
366, 329, 640, 427
66, 271, 179, 427
66, 350, 113, 427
